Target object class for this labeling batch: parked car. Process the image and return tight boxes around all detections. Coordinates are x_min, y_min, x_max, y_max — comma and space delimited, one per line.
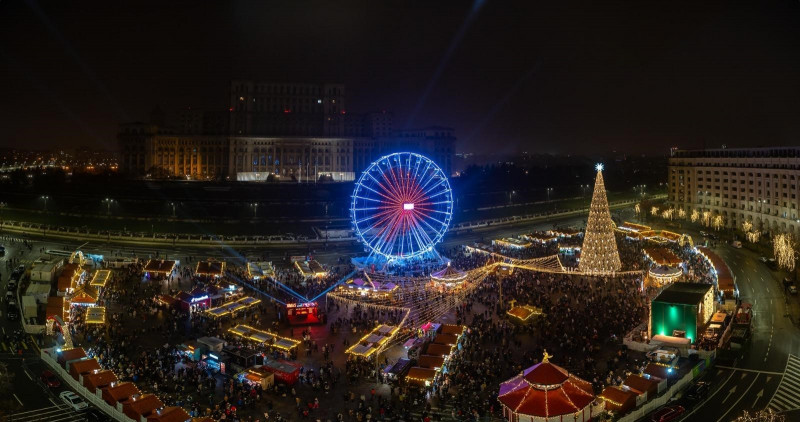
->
0, 245, 5, 256
651, 405, 685, 422
683, 381, 710, 405
5, 291, 13, 302
6, 280, 17, 292
759, 256, 769, 263
646, 349, 677, 363
790, 285, 798, 295
40, 370, 61, 388
6, 304, 19, 321
59, 391, 88, 411
731, 240, 742, 248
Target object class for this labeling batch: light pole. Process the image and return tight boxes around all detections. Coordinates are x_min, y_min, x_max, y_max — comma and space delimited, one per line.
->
508, 190, 516, 204
546, 187, 553, 201
103, 198, 115, 215
251, 202, 259, 218
40, 195, 49, 211
169, 202, 177, 218
0, 202, 6, 233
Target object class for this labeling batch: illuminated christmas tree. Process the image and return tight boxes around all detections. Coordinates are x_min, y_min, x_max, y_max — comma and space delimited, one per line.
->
578, 164, 622, 273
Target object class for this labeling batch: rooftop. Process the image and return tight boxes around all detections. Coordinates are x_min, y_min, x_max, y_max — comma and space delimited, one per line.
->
653, 282, 712, 305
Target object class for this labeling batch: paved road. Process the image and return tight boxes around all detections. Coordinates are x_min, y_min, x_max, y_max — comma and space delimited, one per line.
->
674, 224, 800, 421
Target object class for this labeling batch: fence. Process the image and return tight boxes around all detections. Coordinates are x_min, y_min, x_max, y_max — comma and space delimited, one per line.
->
0, 195, 665, 248
39, 347, 134, 422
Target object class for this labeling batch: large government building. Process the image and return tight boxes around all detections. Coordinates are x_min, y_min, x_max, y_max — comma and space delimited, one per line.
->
119, 81, 455, 181
669, 147, 800, 234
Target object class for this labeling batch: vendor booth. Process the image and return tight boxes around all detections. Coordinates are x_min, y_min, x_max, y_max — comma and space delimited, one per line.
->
247, 261, 275, 280
294, 259, 328, 278
260, 359, 302, 385
228, 324, 301, 352
143, 260, 176, 278
196, 260, 226, 277
286, 301, 322, 325
239, 366, 276, 389
599, 386, 637, 415
205, 296, 261, 318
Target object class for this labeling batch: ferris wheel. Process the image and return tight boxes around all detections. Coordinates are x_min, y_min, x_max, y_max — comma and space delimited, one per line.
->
351, 152, 454, 261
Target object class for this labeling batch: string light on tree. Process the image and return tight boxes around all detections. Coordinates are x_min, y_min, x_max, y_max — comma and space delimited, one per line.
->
747, 231, 761, 243
713, 215, 724, 231
773, 233, 795, 272
661, 208, 674, 220
578, 164, 622, 274
634, 203, 641, 215
677, 208, 686, 219
650, 206, 659, 216
742, 220, 753, 233
691, 209, 699, 223
733, 409, 785, 422
702, 210, 712, 227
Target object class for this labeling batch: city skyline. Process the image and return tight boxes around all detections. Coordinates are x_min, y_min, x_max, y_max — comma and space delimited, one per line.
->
2, 1, 800, 155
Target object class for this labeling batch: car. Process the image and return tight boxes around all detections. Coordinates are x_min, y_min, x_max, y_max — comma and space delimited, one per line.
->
40, 370, 61, 388
731, 240, 742, 248
700, 231, 708, 237
760, 256, 769, 263
646, 349, 677, 363
683, 381, 710, 405
790, 285, 798, 295
651, 405, 685, 422
59, 391, 88, 411
5, 291, 13, 302
6, 280, 17, 292
6, 304, 19, 321
0, 245, 5, 256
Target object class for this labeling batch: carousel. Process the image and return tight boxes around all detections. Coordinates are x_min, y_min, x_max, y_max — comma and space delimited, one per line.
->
429, 262, 468, 290
498, 352, 603, 422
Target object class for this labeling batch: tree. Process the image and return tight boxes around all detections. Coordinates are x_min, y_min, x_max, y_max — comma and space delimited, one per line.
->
734, 409, 785, 422
578, 165, 622, 273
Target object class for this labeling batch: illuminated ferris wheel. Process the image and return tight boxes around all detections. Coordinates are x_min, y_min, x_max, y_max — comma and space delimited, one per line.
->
351, 152, 454, 261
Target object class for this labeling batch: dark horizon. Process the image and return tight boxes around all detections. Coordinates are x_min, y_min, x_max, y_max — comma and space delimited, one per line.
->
2, 0, 800, 154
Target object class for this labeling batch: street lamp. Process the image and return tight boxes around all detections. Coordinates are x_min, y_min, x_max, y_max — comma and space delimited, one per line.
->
546, 187, 553, 201
103, 198, 115, 215
251, 202, 259, 218
169, 202, 177, 218
40, 195, 49, 211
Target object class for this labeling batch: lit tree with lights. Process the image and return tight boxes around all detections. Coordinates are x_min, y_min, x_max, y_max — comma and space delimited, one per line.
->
651, 206, 659, 216
677, 208, 686, 219
702, 210, 712, 226
773, 233, 795, 272
734, 409, 784, 422
579, 164, 622, 273
742, 220, 753, 233
713, 215, 724, 231
691, 209, 699, 223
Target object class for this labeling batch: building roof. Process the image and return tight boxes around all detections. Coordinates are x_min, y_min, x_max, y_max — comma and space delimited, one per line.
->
498, 361, 595, 418
144, 259, 176, 274
433, 333, 459, 346
643, 247, 683, 267
425, 343, 455, 357
644, 363, 671, 380
406, 367, 437, 384
58, 348, 87, 364
653, 282, 712, 305
440, 324, 466, 336
124, 394, 164, 418
417, 355, 445, 370
90, 270, 112, 288
196, 260, 225, 275
599, 386, 637, 412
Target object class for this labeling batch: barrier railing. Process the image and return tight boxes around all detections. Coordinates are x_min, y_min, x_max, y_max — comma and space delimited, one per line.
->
39, 347, 134, 422
0, 195, 665, 248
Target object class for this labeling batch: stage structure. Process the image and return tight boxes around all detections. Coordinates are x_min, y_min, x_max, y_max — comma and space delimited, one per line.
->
351, 152, 453, 266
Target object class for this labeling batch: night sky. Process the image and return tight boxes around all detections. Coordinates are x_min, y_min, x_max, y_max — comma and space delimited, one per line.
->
1, 0, 800, 155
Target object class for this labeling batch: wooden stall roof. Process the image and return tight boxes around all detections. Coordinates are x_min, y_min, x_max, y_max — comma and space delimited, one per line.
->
417, 355, 445, 370
144, 260, 176, 274
70, 358, 101, 378
696, 246, 735, 296
433, 333, 459, 346
440, 324, 466, 336
644, 363, 671, 380
406, 367, 437, 384
624, 374, 658, 396
102, 381, 141, 406
643, 247, 683, 266
599, 386, 637, 413
83, 370, 118, 392
146, 406, 192, 422
425, 343, 455, 357
90, 269, 112, 288
195, 260, 225, 275
57, 348, 87, 365
124, 394, 164, 419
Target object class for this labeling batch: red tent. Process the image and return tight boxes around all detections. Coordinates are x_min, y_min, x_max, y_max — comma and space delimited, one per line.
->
498, 357, 602, 422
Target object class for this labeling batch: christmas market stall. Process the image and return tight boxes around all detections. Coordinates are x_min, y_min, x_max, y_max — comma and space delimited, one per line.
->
247, 261, 275, 280
520, 232, 557, 244
346, 324, 400, 358
195, 260, 226, 278
228, 324, 301, 353
85, 306, 106, 325
338, 276, 399, 299
507, 304, 543, 323
598, 386, 637, 415
146, 406, 191, 422
498, 354, 603, 422
143, 259, 176, 279
643, 247, 684, 286
294, 259, 328, 279
286, 301, 322, 325
259, 359, 302, 385
493, 237, 532, 249
695, 246, 738, 299
237, 366, 276, 389
204, 296, 261, 319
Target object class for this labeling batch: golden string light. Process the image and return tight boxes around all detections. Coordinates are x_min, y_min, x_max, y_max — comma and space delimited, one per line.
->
650, 206, 659, 216
677, 208, 686, 219
691, 209, 699, 223
712, 215, 724, 231
746, 231, 760, 243
773, 233, 795, 271
742, 220, 753, 233
702, 211, 712, 227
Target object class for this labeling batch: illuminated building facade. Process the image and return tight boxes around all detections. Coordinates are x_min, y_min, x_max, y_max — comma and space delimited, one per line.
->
669, 147, 800, 234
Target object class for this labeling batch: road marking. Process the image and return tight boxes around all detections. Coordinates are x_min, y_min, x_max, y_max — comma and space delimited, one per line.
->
23, 369, 31, 380
29, 335, 40, 353
12, 393, 22, 406
769, 354, 800, 413
683, 369, 737, 420
49, 398, 57, 406
753, 389, 764, 408
723, 385, 737, 403
715, 366, 784, 375
716, 374, 760, 422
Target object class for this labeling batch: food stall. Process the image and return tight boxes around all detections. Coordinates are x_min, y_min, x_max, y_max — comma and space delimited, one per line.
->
238, 366, 275, 389
260, 359, 302, 385
85, 306, 106, 325
205, 296, 261, 319
227, 324, 301, 352
507, 305, 543, 323
195, 260, 226, 278
247, 261, 275, 280
383, 358, 414, 381
286, 301, 322, 325
178, 340, 204, 361
143, 260, 176, 278
346, 324, 400, 358
294, 259, 328, 279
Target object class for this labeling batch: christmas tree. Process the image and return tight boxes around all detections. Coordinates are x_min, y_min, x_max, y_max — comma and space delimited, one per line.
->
578, 164, 622, 273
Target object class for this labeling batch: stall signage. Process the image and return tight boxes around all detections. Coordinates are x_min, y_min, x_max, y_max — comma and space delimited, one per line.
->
208, 353, 219, 360
286, 302, 317, 308
191, 295, 209, 303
